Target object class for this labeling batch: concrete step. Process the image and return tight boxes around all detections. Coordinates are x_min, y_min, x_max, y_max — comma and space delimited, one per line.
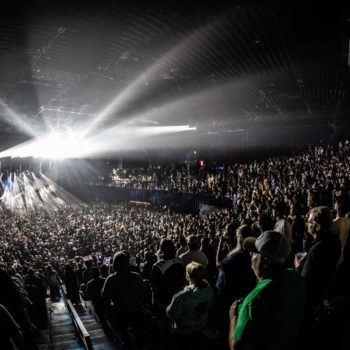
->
50, 318, 73, 327
91, 334, 114, 345
88, 328, 106, 338
50, 309, 68, 314
75, 314, 93, 320
50, 325, 76, 336
51, 332, 77, 343
92, 341, 125, 350
49, 301, 66, 312
78, 315, 96, 323
84, 321, 103, 331
51, 312, 71, 319
49, 339, 84, 350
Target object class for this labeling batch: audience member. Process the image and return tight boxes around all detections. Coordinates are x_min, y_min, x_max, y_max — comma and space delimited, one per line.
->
167, 262, 214, 350
46, 265, 60, 301
63, 264, 80, 305
24, 268, 47, 329
151, 239, 185, 336
0, 303, 24, 350
229, 231, 305, 350
273, 201, 292, 242
215, 224, 256, 348
179, 235, 208, 268
295, 206, 341, 321
102, 252, 145, 346
86, 267, 108, 324
332, 196, 350, 264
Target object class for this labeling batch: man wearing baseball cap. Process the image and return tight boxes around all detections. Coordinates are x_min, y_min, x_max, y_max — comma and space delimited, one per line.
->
229, 231, 305, 350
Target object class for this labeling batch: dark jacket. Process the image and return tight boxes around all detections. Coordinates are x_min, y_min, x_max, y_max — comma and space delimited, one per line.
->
216, 249, 256, 304
86, 277, 106, 306
299, 231, 341, 311
102, 271, 144, 313
24, 276, 46, 304
151, 257, 185, 306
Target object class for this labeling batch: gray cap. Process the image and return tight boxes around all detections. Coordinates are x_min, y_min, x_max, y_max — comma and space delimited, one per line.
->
243, 231, 291, 263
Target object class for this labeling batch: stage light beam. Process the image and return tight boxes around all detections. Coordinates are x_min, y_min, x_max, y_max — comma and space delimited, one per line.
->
0, 125, 196, 159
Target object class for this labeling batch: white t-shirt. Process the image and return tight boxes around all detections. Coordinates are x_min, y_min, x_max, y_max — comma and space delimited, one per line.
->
179, 250, 208, 268
274, 218, 292, 242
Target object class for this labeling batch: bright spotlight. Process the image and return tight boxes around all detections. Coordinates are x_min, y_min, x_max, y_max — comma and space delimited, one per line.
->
0, 130, 93, 159
35, 132, 80, 159
0, 123, 197, 160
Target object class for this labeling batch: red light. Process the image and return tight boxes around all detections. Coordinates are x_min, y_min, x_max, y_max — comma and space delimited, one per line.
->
200, 160, 204, 166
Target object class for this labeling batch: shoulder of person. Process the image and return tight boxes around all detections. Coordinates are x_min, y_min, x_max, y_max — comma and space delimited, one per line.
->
172, 257, 185, 265
174, 286, 192, 298
130, 271, 144, 280
230, 249, 249, 261
309, 237, 332, 254
157, 257, 184, 266
153, 259, 165, 268
105, 272, 117, 282
130, 270, 142, 276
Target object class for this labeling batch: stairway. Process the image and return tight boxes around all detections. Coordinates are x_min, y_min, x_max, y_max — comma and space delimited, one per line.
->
75, 302, 119, 349
49, 299, 85, 350
47, 291, 131, 350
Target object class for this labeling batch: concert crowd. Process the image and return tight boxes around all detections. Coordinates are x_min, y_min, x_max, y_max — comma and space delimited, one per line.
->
0, 140, 349, 350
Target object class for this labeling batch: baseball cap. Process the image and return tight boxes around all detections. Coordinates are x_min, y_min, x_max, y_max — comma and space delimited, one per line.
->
243, 231, 291, 263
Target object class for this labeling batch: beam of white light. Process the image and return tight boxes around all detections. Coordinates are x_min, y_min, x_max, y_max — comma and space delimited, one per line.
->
22, 173, 43, 213
38, 172, 83, 205
0, 125, 196, 159
101, 74, 257, 132
0, 98, 38, 137
0, 173, 26, 215
30, 173, 66, 210
105, 125, 196, 137
81, 125, 197, 156
0, 171, 82, 215
79, 22, 221, 139
0, 129, 94, 159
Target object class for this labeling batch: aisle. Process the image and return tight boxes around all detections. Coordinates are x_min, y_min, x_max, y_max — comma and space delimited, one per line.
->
49, 299, 84, 350
75, 302, 119, 349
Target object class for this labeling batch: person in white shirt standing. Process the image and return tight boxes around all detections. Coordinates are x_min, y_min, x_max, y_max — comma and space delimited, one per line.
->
180, 235, 208, 269
273, 201, 293, 242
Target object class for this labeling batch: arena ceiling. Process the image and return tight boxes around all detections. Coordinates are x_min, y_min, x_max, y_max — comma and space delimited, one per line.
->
0, 0, 349, 145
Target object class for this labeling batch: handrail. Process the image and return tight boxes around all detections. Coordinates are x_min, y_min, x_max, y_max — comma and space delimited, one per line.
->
58, 282, 94, 350
66, 299, 93, 350
79, 291, 87, 308
61, 283, 67, 297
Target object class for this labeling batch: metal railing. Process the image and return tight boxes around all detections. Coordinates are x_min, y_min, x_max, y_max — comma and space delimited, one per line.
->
66, 299, 93, 350
59, 282, 93, 350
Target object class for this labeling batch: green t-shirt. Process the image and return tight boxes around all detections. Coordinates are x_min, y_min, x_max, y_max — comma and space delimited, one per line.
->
234, 268, 305, 350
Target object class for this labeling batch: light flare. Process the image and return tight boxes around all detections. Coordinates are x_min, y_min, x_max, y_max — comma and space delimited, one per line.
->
0, 125, 196, 159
